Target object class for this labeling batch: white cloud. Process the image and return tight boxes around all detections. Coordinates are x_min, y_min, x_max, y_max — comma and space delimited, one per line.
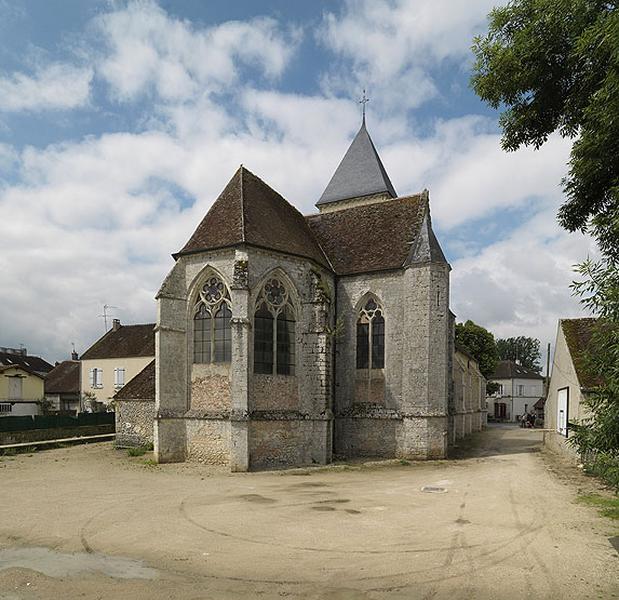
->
0, 63, 92, 112
451, 208, 596, 353
319, 0, 504, 111
95, 0, 300, 102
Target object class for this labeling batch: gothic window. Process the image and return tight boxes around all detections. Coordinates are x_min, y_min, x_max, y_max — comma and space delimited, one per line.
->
193, 276, 232, 364
254, 278, 296, 375
356, 298, 385, 369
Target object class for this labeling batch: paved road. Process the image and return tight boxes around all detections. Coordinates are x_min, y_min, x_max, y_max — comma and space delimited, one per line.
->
0, 425, 617, 599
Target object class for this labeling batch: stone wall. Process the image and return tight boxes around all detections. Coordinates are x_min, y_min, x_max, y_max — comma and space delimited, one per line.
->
190, 364, 231, 413
115, 401, 155, 448
249, 418, 330, 469
251, 375, 299, 411
334, 416, 397, 458
186, 418, 230, 464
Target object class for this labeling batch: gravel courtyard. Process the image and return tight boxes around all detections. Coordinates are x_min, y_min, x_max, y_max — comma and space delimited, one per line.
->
0, 425, 617, 599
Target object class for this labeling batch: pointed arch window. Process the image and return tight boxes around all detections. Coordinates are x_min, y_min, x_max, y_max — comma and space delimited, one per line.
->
193, 276, 232, 364
356, 298, 384, 369
254, 278, 296, 376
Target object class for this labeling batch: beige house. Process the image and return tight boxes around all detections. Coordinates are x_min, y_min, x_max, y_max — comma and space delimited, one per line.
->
80, 319, 154, 408
544, 318, 597, 460
0, 365, 45, 417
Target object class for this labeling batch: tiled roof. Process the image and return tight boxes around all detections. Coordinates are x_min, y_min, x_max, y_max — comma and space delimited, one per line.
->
114, 360, 155, 401
44, 360, 80, 394
81, 323, 155, 360
561, 318, 600, 389
0, 351, 53, 375
317, 122, 397, 205
0, 364, 44, 379
490, 360, 544, 380
306, 194, 428, 275
176, 166, 329, 268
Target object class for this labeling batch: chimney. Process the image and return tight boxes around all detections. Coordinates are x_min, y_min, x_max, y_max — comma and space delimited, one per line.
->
112, 318, 121, 332
71, 350, 78, 361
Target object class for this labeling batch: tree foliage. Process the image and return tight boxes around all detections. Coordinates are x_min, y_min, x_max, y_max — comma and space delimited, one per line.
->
455, 320, 499, 379
496, 336, 542, 372
472, 0, 619, 256
569, 259, 619, 457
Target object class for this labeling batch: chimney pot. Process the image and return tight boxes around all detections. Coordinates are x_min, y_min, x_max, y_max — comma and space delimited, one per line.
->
71, 351, 78, 361
112, 319, 121, 332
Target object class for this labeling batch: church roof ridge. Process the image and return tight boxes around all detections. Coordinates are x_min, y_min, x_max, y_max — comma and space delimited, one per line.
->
317, 121, 397, 206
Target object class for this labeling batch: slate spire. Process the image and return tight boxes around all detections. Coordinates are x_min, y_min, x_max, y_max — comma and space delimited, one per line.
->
317, 121, 397, 206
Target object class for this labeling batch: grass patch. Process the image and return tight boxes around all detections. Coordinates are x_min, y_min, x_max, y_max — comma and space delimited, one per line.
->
0, 448, 17, 457
127, 446, 149, 457
142, 458, 158, 467
577, 493, 619, 520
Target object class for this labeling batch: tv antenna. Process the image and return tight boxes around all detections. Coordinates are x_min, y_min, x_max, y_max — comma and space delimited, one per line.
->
99, 304, 120, 332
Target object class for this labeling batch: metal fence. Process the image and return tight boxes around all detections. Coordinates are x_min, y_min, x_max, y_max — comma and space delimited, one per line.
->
0, 412, 115, 433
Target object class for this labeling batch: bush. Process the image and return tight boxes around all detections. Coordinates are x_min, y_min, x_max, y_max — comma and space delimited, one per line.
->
583, 453, 619, 492
127, 446, 149, 457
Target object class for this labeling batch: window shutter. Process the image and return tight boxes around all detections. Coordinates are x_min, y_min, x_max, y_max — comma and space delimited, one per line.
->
98, 369, 103, 387
89, 368, 95, 388
113, 368, 118, 386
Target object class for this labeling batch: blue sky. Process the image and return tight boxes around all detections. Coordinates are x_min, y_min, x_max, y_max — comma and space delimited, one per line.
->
0, 0, 593, 362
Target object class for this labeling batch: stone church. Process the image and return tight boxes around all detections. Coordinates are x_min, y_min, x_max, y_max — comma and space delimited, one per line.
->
150, 118, 453, 470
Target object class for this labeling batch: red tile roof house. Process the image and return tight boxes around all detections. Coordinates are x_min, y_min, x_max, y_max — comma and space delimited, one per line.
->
544, 318, 600, 461
130, 119, 454, 470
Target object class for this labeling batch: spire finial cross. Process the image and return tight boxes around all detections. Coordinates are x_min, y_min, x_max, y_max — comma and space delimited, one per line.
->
359, 89, 369, 124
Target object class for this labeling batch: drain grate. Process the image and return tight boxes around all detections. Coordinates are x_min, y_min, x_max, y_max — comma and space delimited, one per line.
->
421, 486, 447, 494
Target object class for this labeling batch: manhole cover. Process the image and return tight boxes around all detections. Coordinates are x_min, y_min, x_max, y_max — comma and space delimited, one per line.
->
421, 486, 447, 494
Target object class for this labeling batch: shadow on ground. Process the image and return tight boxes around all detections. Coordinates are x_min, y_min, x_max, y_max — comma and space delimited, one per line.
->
449, 424, 543, 460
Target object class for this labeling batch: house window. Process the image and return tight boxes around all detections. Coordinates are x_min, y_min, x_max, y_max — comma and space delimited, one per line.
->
193, 276, 232, 364
253, 278, 296, 375
0, 403, 12, 413
497, 383, 504, 395
89, 368, 103, 389
518, 384, 525, 396
114, 368, 125, 389
356, 298, 384, 369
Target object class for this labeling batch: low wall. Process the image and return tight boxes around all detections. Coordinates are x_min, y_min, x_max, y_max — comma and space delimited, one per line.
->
115, 401, 155, 448
0, 424, 114, 446
543, 430, 580, 463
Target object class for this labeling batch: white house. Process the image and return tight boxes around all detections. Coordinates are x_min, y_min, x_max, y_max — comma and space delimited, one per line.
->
486, 360, 544, 423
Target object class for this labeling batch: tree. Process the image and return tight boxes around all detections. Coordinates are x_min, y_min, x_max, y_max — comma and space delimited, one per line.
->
472, 0, 619, 256
472, 0, 619, 466
496, 336, 541, 373
455, 320, 499, 379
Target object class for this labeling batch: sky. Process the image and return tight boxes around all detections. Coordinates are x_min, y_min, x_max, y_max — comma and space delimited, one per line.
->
0, 0, 595, 365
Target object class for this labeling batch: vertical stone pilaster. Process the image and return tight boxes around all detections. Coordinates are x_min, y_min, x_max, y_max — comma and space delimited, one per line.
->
229, 250, 250, 471
154, 263, 189, 463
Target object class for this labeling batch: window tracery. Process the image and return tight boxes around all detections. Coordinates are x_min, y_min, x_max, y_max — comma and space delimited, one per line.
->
356, 297, 385, 370
254, 277, 296, 375
193, 276, 232, 363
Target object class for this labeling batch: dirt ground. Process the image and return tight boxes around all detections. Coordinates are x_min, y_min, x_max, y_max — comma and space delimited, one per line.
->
0, 424, 617, 600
